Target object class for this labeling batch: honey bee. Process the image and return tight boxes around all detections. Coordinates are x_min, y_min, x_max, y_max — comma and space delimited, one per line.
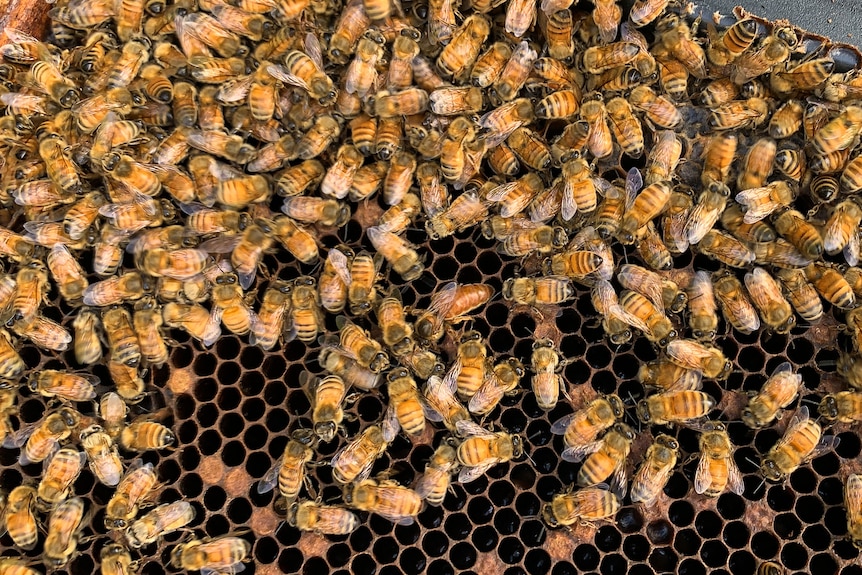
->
774, 148, 804, 181
579, 97, 613, 159
551, 394, 625, 452
503, 276, 575, 306
83, 271, 153, 308
811, 106, 862, 156
105, 460, 159, 530
730, 25, 797, 85
28, 370, 98, 403
170, 535, 251, 574
320, 346, 382, 391
655, 14, 707, 78
31, 60, 80, 108
126, 501, 196, 548
4, 485, 38, 549
687, 271, 719, 341
43, 497, 85, 568
283, 275, 322, 344
630, 434, 679, 506
707, 17, 757, 67
757, 561, 785, 575
383, 368, 423, 436
0, 229, 35, 262
843, 474, 862, 551
824, 199, 862, 255
331, 423, 395, 484
570, 422, 634, 495
108, 360, 146, 404
258, 429, 314, 501
744, 267, 796, 334
415, 282, 493, 342
772, 268, 822, 323
618, 264, 683, 315
7, 408, 79, 466
456, 428, 524, 483
305, 374, 348, 444
366, 227, 425, 282
542, 486, 621, 528
698, 229, 756, 268
72, 309, 102, 366
437, 15, 492, 83
80, 425, 123, 487
701, 75, 742, 107
617, 181, 672, 245
132, 297, 168, 367
209, 272, 254, 336
120, 419, 176, 452
334, 318, 389, 373
10, 262, 48, 325
100, 544, 137, 575
469, 358, 525, 416
100, 392, 128, 442
592, 0, 622, 43
805, 262, 856, 309
629, 86, 684, 129
343, 478, 423, 525
742, 362, 802, 429
637, 390, 715, 427
247, 281, 291, 351
619, 290, 677, 346
102, 306, 141, 367
162, 302, 222, 347
695, 422, 744, 497
712, 269, 761, 334
772, 209, 823, 260
531, 339, 566, 410
591, 279, 644, 345
287, 500, 360, 535
666, 338, 732, 379
819, 391, 862, 423
761, 406, 837, 482
769, 99, 804, 139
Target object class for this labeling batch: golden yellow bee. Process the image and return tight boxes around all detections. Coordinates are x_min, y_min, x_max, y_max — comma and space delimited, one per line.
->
810, 105, 862, 156
503, 276, 575, 306
805, 261, 856, 309
4, 485, 38, 550
285, 275, 322, 344
415, 282, 494, 343
79, 425, 123, 488
531, 339, 567, 411
320, 346, 382, 391
331, 423, 395, 484
126, 501, 196, 548
637, 390, 715, 427
306, 374, 347, 444
617, 181, 672, 245
101, 306, 141, 368
83, 271, 154, 308
695, 422, 744, 497
9, 408, 79, 466
209, 272, 254, 337
10, 261, 48, 325
742, 362, 802, 429
343, 478, 423, 525
456, 428, 524, 483
437, 14, 492, 82
570, 422, 634, 494
366, 226, 425, 282
12, 315, 71, 353
43, 497, 86, 568
629, 86, 683, 130
729, 24, 796, 84
108, 360, 146, 405
72, 309, 102, 366
170, 535, 251, 574
542, 486, 621, 528
120, 420, 176, 452
685, 271, 718, 342
698, 229, 756, 268
619, 290, 677, 346
630, 434, 679, 506
36, 447, 87, 512
162, 302, 222, 347
415, 441, 459, 506
772, 268, 822, 323
552, 394, 625, 453
707, 17, 757, 66
666, 338, 732, 379
99, 392, 127, 442
743, 267, 795, 334
700, 77, 740, 106
469, 358, 525, 416
258, 429, 315, 501
246, 280, 290, 351
28, 370, 98, 403
819, 391, 862, 423
105, 460, 159, 530
771, 209, 823, 261
130, 297, 168, 367
761, 406, 837, 482
386, 368, 426, 436
824, 199, 862, 255
100, 544, 136, 575
845, 474, 862, 550
757, 561, 784, 575
287, 500, 360, 535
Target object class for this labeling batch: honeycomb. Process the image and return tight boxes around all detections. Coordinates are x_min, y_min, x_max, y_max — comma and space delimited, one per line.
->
1, 1, 862, 575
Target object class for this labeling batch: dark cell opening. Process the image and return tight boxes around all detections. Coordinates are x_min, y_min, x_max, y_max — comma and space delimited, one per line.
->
487, 303, 510, 327
204, 486, 227, 511
586, 345, 611, 369
795, 494, 824, 523
695, 510, 721, 538
373, 537, 399, 563
596, 525, 622, 552
286, 390, 311, 416
818, 477, 845, 505
536, 476, 563, 502
617, 507, 643, 533
825, 506, 848, 536
727, 550, 755, 575
525, 549, 552, 575
574, 544, 601, 571
786, 337, 814, 364
219, 412, 244, 438
623, 534, 650, 561
477, 251, 503, 276
443, 485, 467, 512
444, 513, 471, 540
520, 519, 546, 547
717, 493, 745, 520
450, 542, 477, 569
802, 524, 831, 551
527, 421, 552, 447
198, 429, 223, 455
205, 514, 229, 536
370, 514, 394, 536
669, 500, 695, 527
432, 255, 458, 279
722, 521, 750, 548
810, 553, 838, 575
419, 505, 444, 529
649, 547, 678, 573
490, 480, 516, 506
560, 334, 587, 358
835, 539, 861, 561
357, 395, 384, 422
395, 522, 420, 546
280, 549, 304, 574
180, 473, 203, 498
760, 332, 787, 355
790, 467, 817, 493
499, 536, 525, 564
215, 336, 240, 359
255, 537, 278, 564
263, 355, 287, 380
326, 544, 351, 568
472, 525, 499, 552
590, 370, 617, 394
679, 558, 706, 575
242, 398, 266, 423
265, 409, 289, 433
612, 353, 640, 379
674, 528, 701, 556
171, 345, 193, 368
515, 493, 540, 518
700, 540, 729, 568
228, 498, 252, 524
240, 346, 264, 371
178, 420, 198, 444
647, 520, 673, 545
194, 376, 217, 401
351, 554, 377, 575
767, 485, 795, 512
197, 403, 219, 428
511, 464, 537, 489
600, 553, 627, 575
780, 542, 808, 570
837, 431, 862, 459
263, 381, 287, 406
751, 531, 779, 559
812, 452, 840, 476
467, 497, 493, 525
422, 532, 448, 557
400, 548, 427, 575
665, 472, 690, 499
737, 346, 765, 372
511, 313, 536, 338
774, 513, 802, 539
490, 328, 515, 353
193, 353, 217, 377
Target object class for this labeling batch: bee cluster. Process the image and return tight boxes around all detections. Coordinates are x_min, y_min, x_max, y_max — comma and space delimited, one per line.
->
2, 0, 862, 573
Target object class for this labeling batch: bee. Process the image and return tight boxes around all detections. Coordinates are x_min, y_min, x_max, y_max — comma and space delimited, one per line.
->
592, 0, 621, 43
773, 268, 823, 323
105, 460, 159, 530
162, 302, 222, 347
845, 474, 862, 550
8, 408, 79, 466
666, 339, 732, 380
503, 276, 575, 307
425, 190, 488, 240
100, 544, 137, 575
630, 434, 679, 506
761, 406, 837, 483
246, 281, 291, 351
80, 425, 123, 487
582, 43, 640, 74
366, 227, 425, 282
209, 273, 254, 337
127, 501, 196, 548
343, 478, 423, 526
637, 389, 715, 427
71, 309, 103, 366
571, 422, 634, 495
469, 358, 525, 416
332, 423, 395, 484
320, 346, 382, 391
4, 485, 38, 549
617, 181, 672, 245
31, 60, 79, 108
131, 297, 168, 366
619, 290, 677, 346
756, 561, 784, 575
590, 279, 641, 345
83, 272, 153, 308
805, 262, 856, 309
287, 500, 360, 535
698, 230, 756, 268
343, 251, 380, 316
707, 17, 757, 67
268, 49, 335, 105
742, 362, 802, 429
744, 267, 795, 333
385, 368, 425, 436
694, 422, 744, 497
530, 339, 566, 410
437, 15, 492, 82
43, 497, 85, 568
457, 428, 524, 483
305, 374, 349, 443
170, 535, 251, 575
772, 209, 823, 260
414, 441, 459, 506
120, 420, 176, 452
286, 275, 323, 344
810, 105, 862, 156
654, 14, 707, 78
28, 370, 97, 403
824, 199, 862, 255
258, 429, 314, 502
769, 99, 804, 139
551, 394, 625, 453
542, 486, 621, 528
819, 391, 862, 423
618, 264, 683, 315
101, 306, 141, 368
415, 282, 494, 342
775, 148, 805, 183
629, 86, 683, 130
336, 318, 389, 373
99, 392, 127, 442
730, 25, 797, 84
10, 262, 48, 325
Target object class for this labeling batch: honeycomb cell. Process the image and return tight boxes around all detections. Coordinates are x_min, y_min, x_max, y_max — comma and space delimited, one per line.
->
400, 548, 427, 575
515, 492, 541, 517
219, 413, 244, 438
395, 522, 420, 546
443, 486, 467, 512
263, 356, 287, 380
351, 553, 376, 575
198, 403, 219, 428
834, 538, 861, 561
795, 495, 824, 524
812, 452, 840, 476
472, 525, 499, 552
695, 510, 722, 539
679, 558, 706, 575
373, 536, 399, 563
801, 524, 830, 552
818, 477, 845, 505
624, 534, 650, 561
240, 346, 264, 371
775, 513, 802, 539
419, 505, 444, 529
674, 528, 701, 556
552, 563, 577, 575
494, 508, 520, 535
265, 409, 289, 433
600, 553, 627, 575
824, 506, 848, 536
617, 507, 643, 533
450, 541, 477, 569
467, 497, 493, 525
242, 399, 266, 423
204, 486, 227, 511
194, 377, 217, 401
767, 485, 795, 512
844, 567, 862, 575
751, 531, 780, 560
647, 520, 673, 545
499, 536, 525, 564
351, 526, 373, 552
489, 480, 516, 506
737, 347, 765, 372
255, 537, 278, 563
194, 354, 217, 377
180, 472, 203, 498
649, 547, 678, 573
669, 500, 695, 527
700, 540, 729, 568
780, 542, 808, 570
423, 532, 449, 557
228, 498, 252, 523
722, 521, 750, 548
263, 381, 287, 406
511, 464, 537, 489
370, 514, 394, 536
596, 525, 622, 552
837, 431, 862, 459
444, 513, 471, 540
520, 519, 546, 547
717, 493, 745, 520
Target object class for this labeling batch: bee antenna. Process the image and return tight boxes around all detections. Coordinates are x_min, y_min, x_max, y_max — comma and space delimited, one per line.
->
744, 456, 760, 469
801, 397, 820, 406
753, 475, 767, 495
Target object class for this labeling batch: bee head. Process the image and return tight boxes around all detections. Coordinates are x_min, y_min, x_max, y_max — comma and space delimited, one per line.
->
817, 395, 839, 422
541, 503, 559, 528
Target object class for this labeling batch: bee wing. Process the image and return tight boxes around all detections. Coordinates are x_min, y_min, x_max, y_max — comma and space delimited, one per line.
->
550, 413, 576, 435
200, 235, 243, 255
812, 434, 840, 459
201, 307, 223, 348
216, 75, 254, 104
694, 454, 712, 495
726, 456, 744, 496
428, 282, 458, 316
327, 248, 352, 284
265, 64, 311, 91
468, 372, 505, 415
2, 419, 39, 449
845, 229, 862, 266
257, 455, 285, 494
561, 179, 578, 222
608, 461, 628, 500
459, 461, 495, 483
735, 188, 777, 223
846, 475, 862, 523
618, 265, 664, 313
454, 420, 493, 439
485, 181, 518, 201
382, 402, 401, 443
201, 564, 245, 575
666, 340, 714, 371
414, 468, 444, 500
625, 168, 643, 209
561, 439, 602, 463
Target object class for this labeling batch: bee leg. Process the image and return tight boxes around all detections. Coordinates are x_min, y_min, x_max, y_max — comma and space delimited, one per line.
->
303, 475, 318, 499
